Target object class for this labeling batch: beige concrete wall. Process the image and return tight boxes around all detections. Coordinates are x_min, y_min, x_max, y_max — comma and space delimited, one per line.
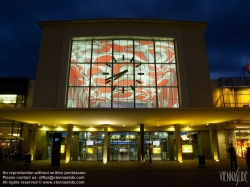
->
217, 130, 227, 159
33, 19, 212, 108
26, 80, 35, 108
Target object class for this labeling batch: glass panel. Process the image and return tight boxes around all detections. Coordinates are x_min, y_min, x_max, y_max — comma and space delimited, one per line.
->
67, 87, 89, 108
135, 87, 156, 108
71, 40, 92, 63
155, 41, 175, 63
158, 87, 179, 108
92, 40, 112, 63
90, 87, 112, 108
68, 39, 179, 108
110, 132, 138, 161
110, 140, 119, 161
144, 132, 169, 161
134, 40, 154, 63
129, 140, 137, 161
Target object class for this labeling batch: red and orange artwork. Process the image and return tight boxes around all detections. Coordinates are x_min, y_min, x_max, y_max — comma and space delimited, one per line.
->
67, 40, 178, 108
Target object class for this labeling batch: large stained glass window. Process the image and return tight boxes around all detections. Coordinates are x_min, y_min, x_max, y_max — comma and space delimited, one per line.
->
67, 39, 179, 108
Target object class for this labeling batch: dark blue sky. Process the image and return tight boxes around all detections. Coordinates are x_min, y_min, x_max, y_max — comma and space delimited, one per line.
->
0, 0, 249, 80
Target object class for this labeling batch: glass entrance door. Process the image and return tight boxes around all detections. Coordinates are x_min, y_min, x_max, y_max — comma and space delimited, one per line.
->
97, 140, 103, 161
129, 140, 137, 161
110, 139, 119, 161
110, 132, 138, 161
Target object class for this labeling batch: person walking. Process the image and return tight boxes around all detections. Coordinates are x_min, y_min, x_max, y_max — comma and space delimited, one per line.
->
149, 144, 153, 163
228, 143, 238, 169
245, 144, 250, 170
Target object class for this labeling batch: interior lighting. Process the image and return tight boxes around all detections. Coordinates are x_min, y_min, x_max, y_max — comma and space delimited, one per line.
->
123, 124, 125, 126
179, 160, 183, 163
216, 160, 219, 162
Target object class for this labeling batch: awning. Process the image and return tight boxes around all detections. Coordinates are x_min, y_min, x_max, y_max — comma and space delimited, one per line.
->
0, 107, 250, 127
0, 135, 24, 140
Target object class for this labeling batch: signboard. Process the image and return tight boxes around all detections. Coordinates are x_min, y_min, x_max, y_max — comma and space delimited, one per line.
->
182, 145, 193, 153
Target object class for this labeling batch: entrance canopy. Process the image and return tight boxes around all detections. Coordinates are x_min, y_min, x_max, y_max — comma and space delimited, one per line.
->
0, 108, 250, 127
0, 134, 24, 140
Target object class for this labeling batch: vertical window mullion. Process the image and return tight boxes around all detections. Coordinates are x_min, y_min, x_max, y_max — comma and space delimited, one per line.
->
111, 40, 114, 108
133, 40, 135, 108
153, 40, 159, 108
88, 40, 93, 108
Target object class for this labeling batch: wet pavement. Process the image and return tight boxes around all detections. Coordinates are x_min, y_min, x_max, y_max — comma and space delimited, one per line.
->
0, 159, 250, 187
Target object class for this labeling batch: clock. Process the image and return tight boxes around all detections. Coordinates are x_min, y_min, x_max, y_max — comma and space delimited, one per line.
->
103, 57, 143, 94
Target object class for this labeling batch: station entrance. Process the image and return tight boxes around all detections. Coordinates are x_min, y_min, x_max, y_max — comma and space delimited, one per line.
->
109, 132, 137, 161
144, 132, 174, 161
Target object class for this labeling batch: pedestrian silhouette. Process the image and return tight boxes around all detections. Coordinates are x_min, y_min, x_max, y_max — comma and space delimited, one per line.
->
149, 144, 153, 163
245, 144, 250, 170
228, 143, 238, 169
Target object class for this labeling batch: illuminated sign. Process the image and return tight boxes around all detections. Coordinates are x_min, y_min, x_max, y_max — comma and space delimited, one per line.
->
60, 145, 65, 153
182, 145, 193, 153
181, 135, 190, 141
86, 140, 94, 145
153, 140, 160, 146
0, 95, 17, 103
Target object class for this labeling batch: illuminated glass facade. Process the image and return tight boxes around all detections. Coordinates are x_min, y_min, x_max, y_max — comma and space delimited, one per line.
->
67, 39, 179, 108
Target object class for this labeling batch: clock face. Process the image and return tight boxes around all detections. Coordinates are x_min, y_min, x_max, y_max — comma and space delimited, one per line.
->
68, 39, 179, 108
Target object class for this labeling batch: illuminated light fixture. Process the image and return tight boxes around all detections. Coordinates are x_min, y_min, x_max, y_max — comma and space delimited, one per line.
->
179, 160, 183, 163
112, 57, 117, 63
103, 161, 107, 164
123, 124, 125, 126
216, 160, 219, 162
157, 124, 159, 126
38, 124, 41, 126
206, 124, 209, 126
136, 80, 142, 84
191, 124, 193, 126
54, 124, 57, 126
130, 85, 135, 91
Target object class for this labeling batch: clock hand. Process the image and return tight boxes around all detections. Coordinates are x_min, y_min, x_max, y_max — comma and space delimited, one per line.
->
105, 69, 128, 81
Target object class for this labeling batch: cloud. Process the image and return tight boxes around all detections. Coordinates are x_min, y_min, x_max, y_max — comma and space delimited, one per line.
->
0, 0, 249, 79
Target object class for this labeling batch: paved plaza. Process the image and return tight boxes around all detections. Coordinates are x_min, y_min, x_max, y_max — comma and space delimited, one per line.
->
1, 159, 250, 187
